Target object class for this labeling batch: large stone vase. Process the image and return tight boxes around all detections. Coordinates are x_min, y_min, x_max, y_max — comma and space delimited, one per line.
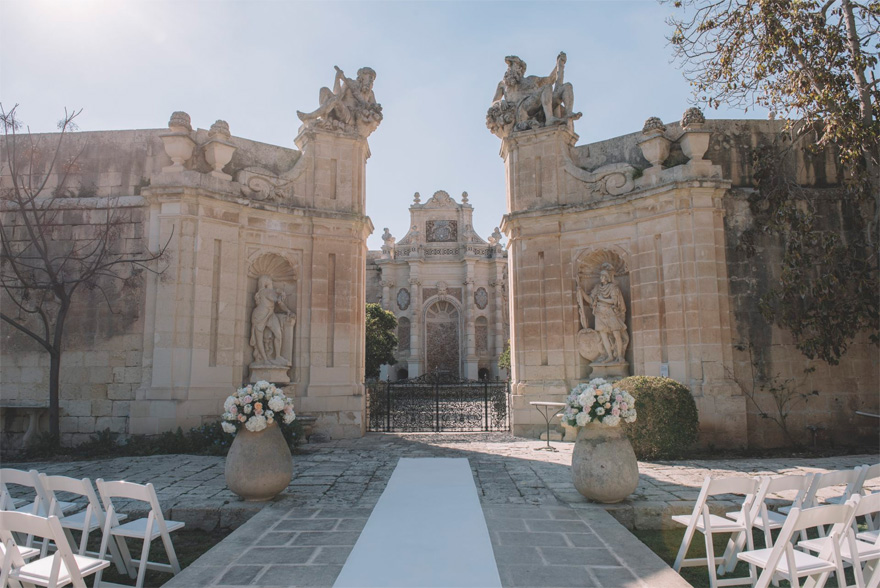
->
225, 423, 293, 502
571, 423, 639, 504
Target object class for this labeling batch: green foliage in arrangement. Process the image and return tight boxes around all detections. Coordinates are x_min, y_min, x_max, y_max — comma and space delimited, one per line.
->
617, 376, 700, 460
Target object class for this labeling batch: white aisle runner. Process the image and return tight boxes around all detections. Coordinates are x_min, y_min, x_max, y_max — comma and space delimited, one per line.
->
333, 457, 502, 588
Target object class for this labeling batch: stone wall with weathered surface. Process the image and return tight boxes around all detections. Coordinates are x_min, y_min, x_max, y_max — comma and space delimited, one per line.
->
494, 111, 877, 447
2, 101, 379, 444
0, 196, 148, 446
573, 119, 878, 447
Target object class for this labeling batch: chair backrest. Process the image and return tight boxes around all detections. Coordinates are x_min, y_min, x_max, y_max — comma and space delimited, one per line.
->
755, 499, 859, 588
862, 463, 880, 488
39, 474, 99, 519
95, 479, 166, 529
854, 492, 880, 545
803, 466, 865, 507
751, 473, 812, 520
0, 469, 49, 515
0, 510, 87, 587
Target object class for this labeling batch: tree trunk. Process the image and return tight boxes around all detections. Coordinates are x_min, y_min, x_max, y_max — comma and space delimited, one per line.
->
48, 303, 68, 444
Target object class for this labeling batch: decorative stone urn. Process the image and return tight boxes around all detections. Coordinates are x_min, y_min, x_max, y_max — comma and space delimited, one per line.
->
571, 423, 639, 503
225, 423, 293, 502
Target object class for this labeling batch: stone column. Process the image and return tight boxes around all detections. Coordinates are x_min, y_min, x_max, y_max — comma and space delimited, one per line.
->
407, 274, 422, 377
463, 270, 477, 379
380, 280, 393, 311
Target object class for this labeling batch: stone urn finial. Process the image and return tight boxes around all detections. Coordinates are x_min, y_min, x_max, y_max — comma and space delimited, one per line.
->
637, 117, 671, 170
413, 192, 421, 205
680, 107, 711, 163
204, 119, 236, 180
168, 111, 192, 133
461, 191, 469, 205
160, 111, 196, 173
681, 107, 705, 129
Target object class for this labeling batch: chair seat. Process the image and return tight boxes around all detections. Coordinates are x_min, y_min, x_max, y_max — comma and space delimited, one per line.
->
60, 510, 127, 531
858, 529, 879, 543
672, 513, 747, 534
110, 517, 185, 539
800, 536, 880, 561
12, 553, 110, 586
738, 547, 837, 576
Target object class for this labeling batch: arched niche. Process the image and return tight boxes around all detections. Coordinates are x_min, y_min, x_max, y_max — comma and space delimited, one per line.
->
246, 253, 300, 378
573, 248, 632, 376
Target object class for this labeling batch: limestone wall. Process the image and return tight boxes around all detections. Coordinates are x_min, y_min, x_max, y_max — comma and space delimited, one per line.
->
1, 113, 375, 444
0, 197, 147, 445
497, 117, 877, 447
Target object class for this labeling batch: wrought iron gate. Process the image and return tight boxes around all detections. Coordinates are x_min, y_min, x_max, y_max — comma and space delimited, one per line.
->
366, 372, 509, 432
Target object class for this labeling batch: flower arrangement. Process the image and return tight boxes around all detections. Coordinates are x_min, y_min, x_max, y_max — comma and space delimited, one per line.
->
221, 380, 296, 434
562, 378, 636, 427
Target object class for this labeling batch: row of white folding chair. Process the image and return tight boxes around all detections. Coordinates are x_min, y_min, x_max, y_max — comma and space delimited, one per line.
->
799, 493, 880, 588
672, 475, 760, 588
1, 471, 185, 587
0, 510, 110, 588
738, 494, 880, 588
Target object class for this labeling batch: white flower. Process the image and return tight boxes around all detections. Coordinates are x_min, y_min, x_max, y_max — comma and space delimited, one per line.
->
223, 396, 237, 412
245, 415, 268, 432
596, 407, 606, 416
603, 415, 621, 427
222, 412, 233, 421
221, 421, 236, 434
268, 396, 285, 412
282, 412, 296, 425
243, 404, 253, 414
575, 412, 590, 426
577, 392, 593, 407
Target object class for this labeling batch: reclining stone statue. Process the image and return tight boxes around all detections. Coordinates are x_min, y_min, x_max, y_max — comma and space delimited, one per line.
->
487, 52, 581, 138
297, 65, 383, 138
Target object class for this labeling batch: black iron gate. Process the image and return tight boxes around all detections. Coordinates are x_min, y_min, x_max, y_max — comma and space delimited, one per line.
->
366, 372, 509, 432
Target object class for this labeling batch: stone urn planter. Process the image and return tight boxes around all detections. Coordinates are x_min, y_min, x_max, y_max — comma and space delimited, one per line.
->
571, 423, 639, 504
225, 423, 293, 502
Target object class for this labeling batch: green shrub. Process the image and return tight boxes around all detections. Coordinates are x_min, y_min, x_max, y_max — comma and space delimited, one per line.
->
617, 376, 699, 460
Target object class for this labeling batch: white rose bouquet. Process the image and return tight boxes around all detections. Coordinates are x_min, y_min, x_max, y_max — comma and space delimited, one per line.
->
562, 378, 636, 427
221, 380, 296, 434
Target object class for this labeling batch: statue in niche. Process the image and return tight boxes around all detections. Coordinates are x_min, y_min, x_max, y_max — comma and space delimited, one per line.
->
297, 66, 383, 138
487, 52, 581, 138
250, 275, 295, 367
577, 263, 629, 365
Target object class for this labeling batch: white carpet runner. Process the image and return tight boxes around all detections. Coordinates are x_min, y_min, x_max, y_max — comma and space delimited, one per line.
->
333, 457, 502, 588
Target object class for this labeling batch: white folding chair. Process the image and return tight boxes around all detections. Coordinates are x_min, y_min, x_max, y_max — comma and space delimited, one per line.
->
859, 464, 880, 533
0, 510, 109, 588
672, 475, 759, 588
800, 493, 880, 588
719, 473, 814, 576
40, 474, 130, 574
95, 479, 185, 588
798, 468, 867, 539
738, 498, 859, 588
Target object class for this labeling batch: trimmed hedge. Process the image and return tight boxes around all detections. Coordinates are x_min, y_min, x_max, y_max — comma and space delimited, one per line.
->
617, 376, 699, 460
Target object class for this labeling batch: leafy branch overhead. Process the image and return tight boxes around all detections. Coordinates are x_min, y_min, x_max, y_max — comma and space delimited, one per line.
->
666, 0, 879, 363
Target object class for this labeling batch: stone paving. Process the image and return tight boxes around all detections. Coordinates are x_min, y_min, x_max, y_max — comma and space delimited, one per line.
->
5, 434, 878, 587
8, 433, 879, 531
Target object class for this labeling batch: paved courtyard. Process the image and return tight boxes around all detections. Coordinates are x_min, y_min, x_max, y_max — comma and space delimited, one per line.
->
8, 433, 879, 587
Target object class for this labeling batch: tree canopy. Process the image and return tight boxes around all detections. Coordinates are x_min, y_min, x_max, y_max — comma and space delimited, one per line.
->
365, 303, 397, 379
666, 0, 879, 363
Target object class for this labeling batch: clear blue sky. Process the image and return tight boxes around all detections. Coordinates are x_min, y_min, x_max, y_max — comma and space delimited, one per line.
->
0, 0, 764, 248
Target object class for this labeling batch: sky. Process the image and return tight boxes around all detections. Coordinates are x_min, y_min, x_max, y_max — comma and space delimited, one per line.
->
0, 0, 766, 249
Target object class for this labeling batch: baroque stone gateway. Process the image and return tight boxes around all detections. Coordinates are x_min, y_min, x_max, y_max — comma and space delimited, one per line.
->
1, 55, 877, 448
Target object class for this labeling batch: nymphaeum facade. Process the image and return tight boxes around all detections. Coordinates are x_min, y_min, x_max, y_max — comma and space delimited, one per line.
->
0, 65, 382, 442
367, 191, 508, 381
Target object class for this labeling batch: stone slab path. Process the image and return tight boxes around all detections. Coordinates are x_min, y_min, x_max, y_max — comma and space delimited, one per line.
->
7, 434, 877, 587
9, 433, 877, 532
